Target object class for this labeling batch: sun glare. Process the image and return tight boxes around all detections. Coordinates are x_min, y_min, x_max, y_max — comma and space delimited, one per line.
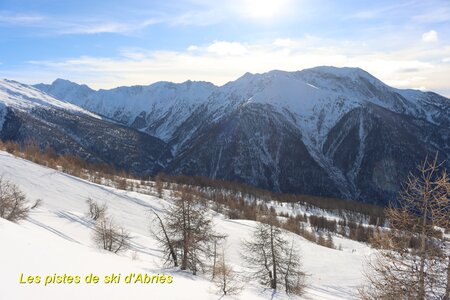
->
240, 0, 293, 20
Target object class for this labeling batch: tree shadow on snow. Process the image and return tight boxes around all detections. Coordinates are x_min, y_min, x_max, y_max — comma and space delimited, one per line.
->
54, 210, 94, 229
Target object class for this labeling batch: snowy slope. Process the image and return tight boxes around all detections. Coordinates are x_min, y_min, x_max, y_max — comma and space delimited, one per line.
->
0, 79, 99, 118
0, 78, 100, 137
0, 150, 372, 299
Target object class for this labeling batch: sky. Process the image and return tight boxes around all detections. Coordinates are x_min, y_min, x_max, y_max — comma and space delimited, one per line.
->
0, 0, 449, 96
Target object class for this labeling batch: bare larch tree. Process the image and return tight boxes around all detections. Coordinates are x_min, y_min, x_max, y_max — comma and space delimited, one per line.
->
360, 156, 450, 300
212, 243, 243, 295
152, 186, 214, 275
241, 212, 306, 295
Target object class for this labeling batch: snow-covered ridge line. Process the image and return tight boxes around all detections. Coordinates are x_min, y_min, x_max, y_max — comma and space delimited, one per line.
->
33, 66, 450, 146
0, 79, 100, 118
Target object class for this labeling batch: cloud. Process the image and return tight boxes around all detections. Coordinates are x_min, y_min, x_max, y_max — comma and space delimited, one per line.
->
0, 12, 45, 24
50, 17, 160, 35
273, 38, 296, 47
206, 41, 248, 56
168, 9, 224, 26
350, 1, 422, 20
413, 6, 450, 23
0, 0, 298, 36
422, 30, 438, 42
0, 9, 162, 35
187, 45, 199, 51
118, 48, 149, 60
56, 22, 132, 35
6, 37, 448, 98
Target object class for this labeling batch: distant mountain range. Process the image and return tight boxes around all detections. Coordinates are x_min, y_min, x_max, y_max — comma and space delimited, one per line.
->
0, 79, 171, 174
1, 66, 449, 205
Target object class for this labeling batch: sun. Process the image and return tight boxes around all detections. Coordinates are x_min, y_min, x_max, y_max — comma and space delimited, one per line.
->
240, 0, 293, 20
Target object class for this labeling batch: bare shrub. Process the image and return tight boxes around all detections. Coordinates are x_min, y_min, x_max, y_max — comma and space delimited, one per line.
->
0, 177, 30, 222
212, 244, 243, 295
93, 216, 130, 254
86, 197, 107, 221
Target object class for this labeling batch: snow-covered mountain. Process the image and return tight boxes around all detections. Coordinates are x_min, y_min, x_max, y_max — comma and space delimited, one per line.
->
36, 79, 217, 146
0, 78, 98, 129
0, 79, 172, 174
32, 67, 450, 204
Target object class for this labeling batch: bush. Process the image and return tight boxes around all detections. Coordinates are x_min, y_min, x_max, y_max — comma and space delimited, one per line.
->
86, 197, 107, 221
0, 177, 30, 222
116, 178, 128, 190
93, 216, 130, 254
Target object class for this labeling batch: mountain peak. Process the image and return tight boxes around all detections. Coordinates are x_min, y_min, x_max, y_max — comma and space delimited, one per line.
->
231, 67, 377, 90
52, 78, 77, 85
302, 66, 377, 81
50, 78, 94, 91
235, 70, 290, 81
180, 79, 217, 89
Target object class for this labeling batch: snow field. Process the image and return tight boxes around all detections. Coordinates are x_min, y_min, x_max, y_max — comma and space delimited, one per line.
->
0, 151, 374, 299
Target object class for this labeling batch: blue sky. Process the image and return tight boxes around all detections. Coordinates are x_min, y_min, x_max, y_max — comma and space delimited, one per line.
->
0, 0, 449, 96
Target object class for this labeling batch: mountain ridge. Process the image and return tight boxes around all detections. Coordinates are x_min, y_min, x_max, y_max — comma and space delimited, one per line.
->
0, 79, 172, 175
12, 66, 450, 204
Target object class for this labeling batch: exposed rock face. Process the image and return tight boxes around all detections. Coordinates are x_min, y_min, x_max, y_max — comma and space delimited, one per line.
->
166, 103, 341, 197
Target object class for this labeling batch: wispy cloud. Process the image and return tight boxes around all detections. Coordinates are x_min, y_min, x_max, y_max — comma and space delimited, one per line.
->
0, 10, 162, 35
0, 0, 299, 36
53, 18, 161, 35
351, 0, 450, 27
412, 6, 450, 23
206, 41, 248, 56
350, 1, 420, 20
168, 9, 225, 26
0, 11, 45, 24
